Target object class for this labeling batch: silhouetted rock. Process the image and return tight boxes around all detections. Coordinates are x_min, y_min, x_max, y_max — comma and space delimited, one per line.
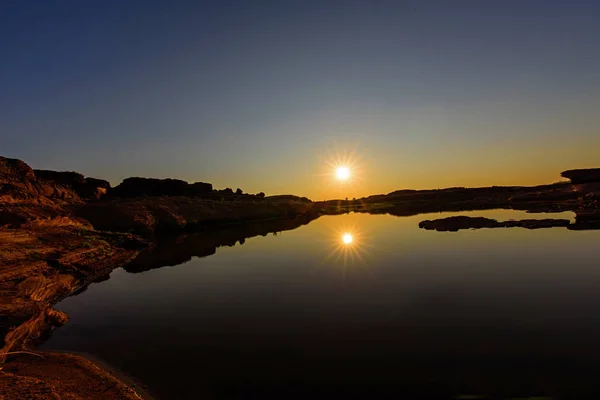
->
112, 177, 187, 197
34, 170, 85, 186
267, 194, 312, 203
190, 181, 213, 195
257, 192, 265, 199
83, 177, 110, 189
419, 216, 571, 231
561, 168, 600, 184
112, 177, 213, 198
236, 188, 243, 195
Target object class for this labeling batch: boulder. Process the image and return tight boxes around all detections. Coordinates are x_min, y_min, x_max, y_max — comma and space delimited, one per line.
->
561, 168, 600, 184
0, 156, 35, 180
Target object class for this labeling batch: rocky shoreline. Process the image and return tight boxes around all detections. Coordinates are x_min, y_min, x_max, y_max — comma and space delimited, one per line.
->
1, 155, 599, 399
0, 156, 321, 399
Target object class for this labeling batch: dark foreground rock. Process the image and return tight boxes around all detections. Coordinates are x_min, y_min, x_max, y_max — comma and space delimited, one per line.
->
0, 352, 145, 400
419, 216, 571, 231
0, 157, 150, 399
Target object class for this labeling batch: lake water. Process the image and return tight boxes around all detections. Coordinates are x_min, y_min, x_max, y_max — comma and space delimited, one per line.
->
42, 210, 600, 399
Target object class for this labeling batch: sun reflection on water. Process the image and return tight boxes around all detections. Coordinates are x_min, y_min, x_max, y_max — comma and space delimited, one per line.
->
342, 232, 353, 245
320, 223, 374, 275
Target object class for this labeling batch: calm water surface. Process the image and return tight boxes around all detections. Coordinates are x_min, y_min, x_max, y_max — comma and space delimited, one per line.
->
43, 211, 600, 399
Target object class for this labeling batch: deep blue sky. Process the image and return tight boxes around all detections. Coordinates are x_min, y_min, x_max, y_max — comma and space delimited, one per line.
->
2, 0, 599, 199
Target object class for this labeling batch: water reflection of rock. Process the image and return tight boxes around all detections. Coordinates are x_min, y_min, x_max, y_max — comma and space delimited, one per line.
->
419, 212, 600, 232
124, 215, 317, 273
418, 216, 572, 232
568, 210, 600, 231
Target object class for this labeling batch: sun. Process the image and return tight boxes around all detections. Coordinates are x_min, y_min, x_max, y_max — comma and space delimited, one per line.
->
342, 232, 353, 245
336, 166, 351, 181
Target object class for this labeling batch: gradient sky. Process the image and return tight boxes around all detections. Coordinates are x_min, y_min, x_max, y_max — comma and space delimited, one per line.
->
2, 0, 599, 200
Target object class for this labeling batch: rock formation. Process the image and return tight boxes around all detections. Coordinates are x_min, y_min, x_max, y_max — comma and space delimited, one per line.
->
34, 169, 111, 200
0, 156, 36, 180
111, 177, 213, 197
561, 168, 600, 184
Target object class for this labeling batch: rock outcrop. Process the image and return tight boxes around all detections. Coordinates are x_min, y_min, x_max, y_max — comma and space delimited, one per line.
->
418, 216, 571, 231
0, 157, 36, 180
561, 168, 600, 184
111, 177, 213, 198
34, 169, 110, 200
0, 158, 82, 227
33, 170, 86, 186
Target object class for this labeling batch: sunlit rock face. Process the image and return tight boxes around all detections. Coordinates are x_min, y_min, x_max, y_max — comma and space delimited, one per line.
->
34, 169, 111, 200
561, 168, 600, 184
0, 157, 79, 202
0, 156, 36, 180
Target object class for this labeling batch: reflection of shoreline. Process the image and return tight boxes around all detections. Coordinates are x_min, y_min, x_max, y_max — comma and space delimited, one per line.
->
124, 215, 319, 273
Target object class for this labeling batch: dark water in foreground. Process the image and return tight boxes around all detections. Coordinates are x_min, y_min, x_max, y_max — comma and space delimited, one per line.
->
43, 211, 600, 399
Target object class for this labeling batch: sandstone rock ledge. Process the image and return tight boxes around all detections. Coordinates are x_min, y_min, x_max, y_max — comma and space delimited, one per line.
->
0, 352, 147, 400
